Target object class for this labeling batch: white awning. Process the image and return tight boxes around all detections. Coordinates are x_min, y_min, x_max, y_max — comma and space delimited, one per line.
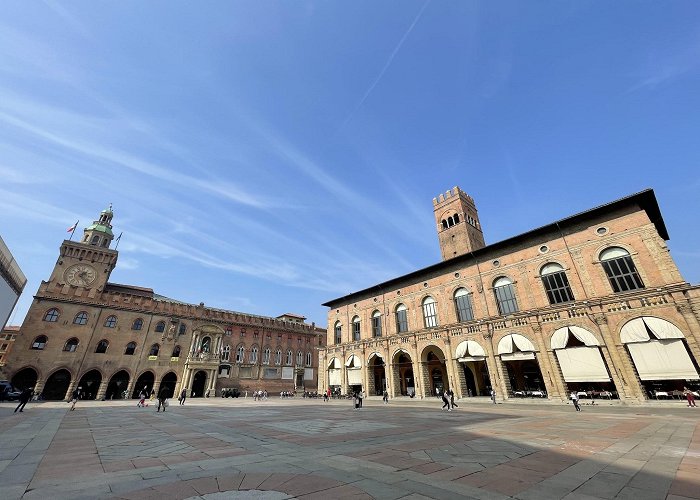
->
328, 357, 341, 369
345, 354, 362, 368
497, 333, 535, 354
500, 352, 535, 361
329, 369, 341, 386
455, 340, 486, 359
621, 317, 685, 343
367, 352, 383, 362
627, 339, 699, 380
555, 346, 610, 382
551, 326, 600, 349
347, 369, 362, 385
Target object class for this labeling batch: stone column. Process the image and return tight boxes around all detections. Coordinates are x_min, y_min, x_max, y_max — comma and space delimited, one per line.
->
677, 303, 700, 365
543, 348, 568, 400
385, 350, 396, 398
64, 378, 78, 402
96, 381, 108, 401
33, 378, 45, 399
125, 377, 135, 399
593, 313, 644, 401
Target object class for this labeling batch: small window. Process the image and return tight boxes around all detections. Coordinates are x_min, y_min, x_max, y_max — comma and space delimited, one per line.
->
91, 235, 99, 245
31, 335, 48, 350
124, 342, 136, 355
334, 322, 342, 344
540, 263, 575, 304
352, 316, 361, 341
178, 323, 186, 335
494, 277, 519, 315
149, 344, 160, 356
73, 311, 89, 325
296, 351, 303, 366
63, 338, 79, 352
263, 348, 271, 365
225, 327, 232, 336
371, 310, 382, 337
275, 348, 282, 365
95, 339, 109, 353
286, 350, 293, 366
250, 346, 259, 364
200, 337, 211, 353
104, 315, 117, 328
155, 321, 166, 333
236, 346, 245, 363
306, 352, 312, 366
221, 345, 231, 362
132, 318, 143, 331
43, 308, 59, 322
422, 296, 438, 328
600, 247, 644, 293
171, 345, 181, 358
454, 288, 474, 322
396, 304, 409, 333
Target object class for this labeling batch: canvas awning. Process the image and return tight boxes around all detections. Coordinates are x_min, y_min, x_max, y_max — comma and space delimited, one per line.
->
551, 326, 600, 349
621, 317, 685, 343
555, 346, 610, 382
627, 339, 699, 380
497, 333, 536, 354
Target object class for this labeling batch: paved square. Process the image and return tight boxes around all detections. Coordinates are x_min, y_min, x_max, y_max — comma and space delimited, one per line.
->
0, 398, 698, 499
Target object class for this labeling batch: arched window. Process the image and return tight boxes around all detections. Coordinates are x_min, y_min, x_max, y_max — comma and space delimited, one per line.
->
306, 352, 312, 366
442, 219, 448, 229
372, 310, 382, 337
95, 339, 109, 353
124, 342, 136, 355
149, 344, 160, 356
263, 347, 271, 365
73, 311, 89, 325
494, 277, 519, 315
31, 335, 48, 350
91, 235, 99, 245
296, 351, 303, 366
155, 321, 166, 333
43, 308, 59, 322
221, 345, 231, 362
250, 346, 259, 364
63, 338, 79, 352
600, 247, 644, 293
178, 323, 186, 335
352, 316, 361, 341
286, 350, 293, 366
171, 345, 181, 358
132, 318, 143, 331
453, 213, 460, 224
454, 288, 474, 322
448, 216, 454, 227
540, 263, 575, 304
422, 296, 438, 328
395, 304, 409, 333
201, 337, 211, 353
104, 315, 117, 328
236, 345, 245, 363
275, 348, 282, 365
334, 322, 342, 344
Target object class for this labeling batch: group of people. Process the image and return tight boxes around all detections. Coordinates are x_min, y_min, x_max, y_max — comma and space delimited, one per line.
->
252, 390, 268, 401
135, 386, 170, 411
352, 390, 365, 409
440, 388, 458, 411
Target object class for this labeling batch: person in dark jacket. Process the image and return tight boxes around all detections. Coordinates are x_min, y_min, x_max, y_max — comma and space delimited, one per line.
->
14, 388, 33, 413
156, 386, 168, 412
179, 388, 187, 406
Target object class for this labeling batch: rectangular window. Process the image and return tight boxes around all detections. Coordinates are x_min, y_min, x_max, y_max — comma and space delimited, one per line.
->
372, 316, 382, 337
495, 284, 519, 315
455, 294, 474, 322
423, 302, 438, 328
602, 257, 644, 293
396, 310, 408, 333
542, 271, 575, 304
334, 325, 342, 344
352, 322, 360, 341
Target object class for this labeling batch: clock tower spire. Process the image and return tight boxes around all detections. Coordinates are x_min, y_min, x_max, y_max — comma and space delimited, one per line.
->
81, 204, 115, 248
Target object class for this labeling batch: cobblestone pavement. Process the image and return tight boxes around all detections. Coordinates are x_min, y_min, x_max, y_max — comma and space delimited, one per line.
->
0, 397, 698, 499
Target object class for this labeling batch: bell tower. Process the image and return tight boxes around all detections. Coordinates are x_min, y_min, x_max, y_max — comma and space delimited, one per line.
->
46, 206, 119, 292
433, 187, 485, 261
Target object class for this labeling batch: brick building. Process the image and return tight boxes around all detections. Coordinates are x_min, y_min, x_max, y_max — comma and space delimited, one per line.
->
5, 207, 326, 401
320, 187, 700, 403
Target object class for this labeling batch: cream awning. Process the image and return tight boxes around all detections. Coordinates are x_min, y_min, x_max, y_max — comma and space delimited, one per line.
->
328, 357, 341, 369
555, 346, 610, 382
368, 352, 383, 362
551, 326, 600, 349
455, 340, 486, 359
621, 317, 685, 344
497, 333, 535, 354
345, 354, 362, 368
627, 339, 699, 380
347, 369, 362, 385
329, 369, 341, 386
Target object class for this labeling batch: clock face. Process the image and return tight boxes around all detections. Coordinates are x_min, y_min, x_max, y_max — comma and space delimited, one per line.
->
64, 264, 97, 287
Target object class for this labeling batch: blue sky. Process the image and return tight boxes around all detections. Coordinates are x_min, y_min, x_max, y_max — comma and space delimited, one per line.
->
1, 1, 699, 327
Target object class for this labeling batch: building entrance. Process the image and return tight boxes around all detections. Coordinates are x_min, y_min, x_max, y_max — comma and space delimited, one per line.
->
160, 372, 177, 398
393, 351, 414, 396
132, 371, 155, 398
422, 346, 448, 397
11, 368, 38, 392
191, 370, 207, 397
77, 369, 102, 400
369, 355, 386, 396
106, 370, 130, 399
43, 369, 71, 400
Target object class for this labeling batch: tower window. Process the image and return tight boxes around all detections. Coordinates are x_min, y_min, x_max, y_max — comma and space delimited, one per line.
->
95, 339, 109, 353
43, 308, 60, 322
73, 311, 89, 325
453, 213, 460, 223
494, 277, 519, 315
540, 263, 575, 304
91, 235, 99, 245
442, 220, 448, 229
104, 315, 117, 328
31, 335, 48, 350
600, 247, 644, 293
124, 342, 136, 355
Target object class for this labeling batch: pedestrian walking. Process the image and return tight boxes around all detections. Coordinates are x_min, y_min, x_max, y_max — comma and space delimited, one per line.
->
358, 390, 364, 409
179, 388, 187, 406
14, 388, 33, 413
70, 388, 80, 411
683, 387, 697, 407
570, 391, 581, 411
382, 389, 389, 404
353, 392, 359, 410
156, 386, 168, 412
448, 388, 458, 409
441, 390, 451, 411
490, 389, 497, 404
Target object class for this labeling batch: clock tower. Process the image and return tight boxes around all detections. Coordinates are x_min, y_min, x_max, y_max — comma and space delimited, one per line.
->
46, 206, 119, 292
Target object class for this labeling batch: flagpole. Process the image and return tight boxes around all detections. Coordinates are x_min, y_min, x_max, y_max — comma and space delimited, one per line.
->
114, 232, 123, 250
68, 220, 79, 241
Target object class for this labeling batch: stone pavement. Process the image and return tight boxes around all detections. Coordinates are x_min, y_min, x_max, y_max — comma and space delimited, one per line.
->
0, 397, 698, 499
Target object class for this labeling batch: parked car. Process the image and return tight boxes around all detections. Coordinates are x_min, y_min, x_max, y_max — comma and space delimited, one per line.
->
5, 389, 22, 401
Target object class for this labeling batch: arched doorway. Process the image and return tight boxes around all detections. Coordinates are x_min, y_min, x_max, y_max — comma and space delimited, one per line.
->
106, 370, 130, 400
422, 346, 448, 397
498, 333, 545, 396
77, 370, 102, 400
43, 369, 72, 400
368, 355, 386, 396
160, 372, 177, 398
132, 371, 155, 398
455, 340, 490, 396
393, 351, 414, 396
463, 364, 477, 396
191, 370, 207, 397
11, 367, 38, 391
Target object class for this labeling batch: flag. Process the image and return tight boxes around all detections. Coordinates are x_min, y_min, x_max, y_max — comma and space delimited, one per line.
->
67, 220, 78, 233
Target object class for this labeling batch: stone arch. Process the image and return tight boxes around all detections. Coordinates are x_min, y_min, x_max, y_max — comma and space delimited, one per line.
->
106, 370, 131, 400
11, 367, 39, 391
43, 368, 73, 400
77, 368, 103, 400
132, 370, 156, 398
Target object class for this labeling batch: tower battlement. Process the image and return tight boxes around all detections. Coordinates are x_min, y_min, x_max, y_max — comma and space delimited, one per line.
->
432, 185, 485, 260
432, 186, 475, 207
